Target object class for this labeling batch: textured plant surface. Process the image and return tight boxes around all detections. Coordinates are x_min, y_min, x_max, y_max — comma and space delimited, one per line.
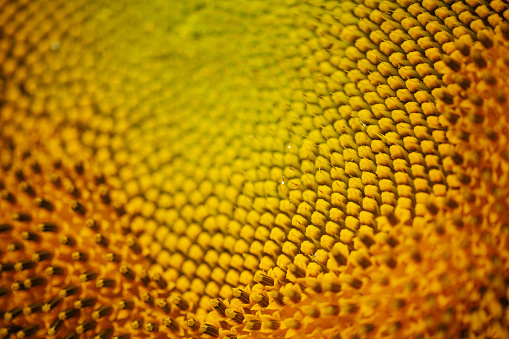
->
1, 0, 509, 338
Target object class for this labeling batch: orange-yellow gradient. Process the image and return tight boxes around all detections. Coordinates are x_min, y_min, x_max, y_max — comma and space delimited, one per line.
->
1, 0, 508, 338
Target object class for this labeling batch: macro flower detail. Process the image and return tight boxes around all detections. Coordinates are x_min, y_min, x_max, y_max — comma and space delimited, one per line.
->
1, 0, 509, 338
0, 154, 177, 338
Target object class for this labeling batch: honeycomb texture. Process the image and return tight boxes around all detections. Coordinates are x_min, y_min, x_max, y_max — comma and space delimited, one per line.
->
1, 0, 509, 338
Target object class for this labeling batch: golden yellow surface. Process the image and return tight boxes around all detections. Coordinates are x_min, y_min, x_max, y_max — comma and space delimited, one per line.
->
1, 0, 509, 338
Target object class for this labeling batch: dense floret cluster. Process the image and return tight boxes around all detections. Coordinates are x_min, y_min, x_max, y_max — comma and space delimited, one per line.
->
1, 0, 508, 338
